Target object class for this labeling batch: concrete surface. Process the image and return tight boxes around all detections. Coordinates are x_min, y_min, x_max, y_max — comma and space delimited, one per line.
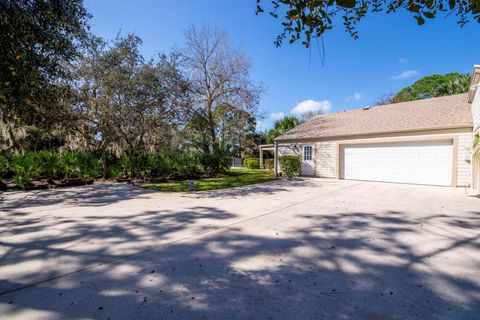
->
0, 178, 479, 319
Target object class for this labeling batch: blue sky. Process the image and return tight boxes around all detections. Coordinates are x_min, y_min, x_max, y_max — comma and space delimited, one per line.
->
85, 0, 480, 131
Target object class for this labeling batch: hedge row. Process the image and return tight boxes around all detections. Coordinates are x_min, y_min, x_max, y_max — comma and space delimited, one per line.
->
244, 158, 260, 169
0, 151, 232, 189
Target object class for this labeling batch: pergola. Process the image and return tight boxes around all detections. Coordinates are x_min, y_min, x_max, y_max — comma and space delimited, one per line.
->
258, 144, 274, 170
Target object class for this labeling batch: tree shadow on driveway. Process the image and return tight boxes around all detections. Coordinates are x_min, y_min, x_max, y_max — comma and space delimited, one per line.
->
0, 183, 156, 211
1, 202, 479, 319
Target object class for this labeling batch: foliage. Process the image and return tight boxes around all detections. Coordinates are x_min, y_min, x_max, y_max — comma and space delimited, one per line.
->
244, 158, 260, 169
256, 0, 480, 47
1, 0, 90, 151
69, 34, 190, 177
278, 155, 301, 179
11, 153, 42, 189
141, 168, 275, 192
267, 116, 303, 143
113, 151, 231, 180
392, 73, 471, 103
3, 151, 101, 188
1, 21, 262, 182
474, 134, 480, 161
373, 92, 396, 106
198, 151, 232, 174
0, 155, 11, 178
180, 25, 263, 152
264, 159, 274, 170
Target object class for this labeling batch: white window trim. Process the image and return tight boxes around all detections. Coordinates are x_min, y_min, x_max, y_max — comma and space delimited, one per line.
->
303, 145, 313, 161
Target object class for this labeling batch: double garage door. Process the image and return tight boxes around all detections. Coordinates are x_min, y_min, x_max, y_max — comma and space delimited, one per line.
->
342, 140, 453, 186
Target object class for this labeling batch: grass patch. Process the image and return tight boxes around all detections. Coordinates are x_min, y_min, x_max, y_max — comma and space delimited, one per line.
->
140, 168, 275, 192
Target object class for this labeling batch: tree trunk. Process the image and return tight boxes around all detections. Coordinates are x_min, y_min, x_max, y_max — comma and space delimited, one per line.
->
207, 105, 216, 153
101, 149, 109, 179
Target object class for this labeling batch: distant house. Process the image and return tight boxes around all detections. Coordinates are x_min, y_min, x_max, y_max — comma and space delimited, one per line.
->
274, 65, 480, 189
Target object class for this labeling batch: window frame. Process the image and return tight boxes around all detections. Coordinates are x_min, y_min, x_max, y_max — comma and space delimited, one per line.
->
303, 145, 313, 161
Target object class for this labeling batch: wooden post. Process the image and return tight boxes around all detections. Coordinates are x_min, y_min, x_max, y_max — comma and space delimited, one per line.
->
259, 145, 264, 169
274, 142, 278, 177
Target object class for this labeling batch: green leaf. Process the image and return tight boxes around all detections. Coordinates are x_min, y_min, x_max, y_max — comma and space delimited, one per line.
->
423, 11, 435, 19
449, 0, 456, 10
416, 16, 425, 25
336, 0, 357, 9
409, 4, 421, 13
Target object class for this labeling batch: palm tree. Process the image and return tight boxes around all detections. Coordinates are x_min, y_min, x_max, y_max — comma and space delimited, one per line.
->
267, 116, 303, 143
435, 73, 472, 96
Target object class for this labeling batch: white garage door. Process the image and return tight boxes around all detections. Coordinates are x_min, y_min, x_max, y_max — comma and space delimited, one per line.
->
342, 140, 453, 186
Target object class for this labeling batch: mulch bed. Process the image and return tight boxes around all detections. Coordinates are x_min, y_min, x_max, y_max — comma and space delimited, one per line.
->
2, 178, 94, 191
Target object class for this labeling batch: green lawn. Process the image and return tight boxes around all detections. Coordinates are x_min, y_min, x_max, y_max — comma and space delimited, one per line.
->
140, 168, 276, 192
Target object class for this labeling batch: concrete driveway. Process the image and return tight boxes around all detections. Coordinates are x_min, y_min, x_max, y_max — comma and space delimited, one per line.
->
1, 178, 479, 319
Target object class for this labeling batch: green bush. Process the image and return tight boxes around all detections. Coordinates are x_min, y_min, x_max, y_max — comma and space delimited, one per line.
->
11, 153, 42, 189
0, 155, 11, 179
278, 155, 301, 179
37, 151, 60, 179
264, 159, 274, 170
170, 152, 201, 179
199, 152, 231, 174
5, 150, 233, 188
244, 158, 260, 169
58, 152, 80, 179
76, 153, 102, 179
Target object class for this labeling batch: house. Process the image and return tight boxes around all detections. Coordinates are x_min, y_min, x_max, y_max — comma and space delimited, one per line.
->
274, 65, 480, 189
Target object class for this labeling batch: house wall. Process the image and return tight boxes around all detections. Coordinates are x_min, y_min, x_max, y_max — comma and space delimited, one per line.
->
471, 82, 480, 190
473, 87, 480, 134
278, 127, 473, 187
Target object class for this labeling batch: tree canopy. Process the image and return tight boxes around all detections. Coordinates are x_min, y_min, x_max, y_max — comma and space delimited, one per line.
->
267, 115, 303, 143
0, 0, 90, 151
1, 1, 264, 176
256, 0, 480, 47
392, 72, 471, 103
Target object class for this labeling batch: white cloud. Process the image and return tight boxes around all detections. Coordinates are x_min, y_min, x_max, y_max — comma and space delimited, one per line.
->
291, 99, 332, 115
270, 112, 286, 120
255, 119, 267, 131
398, 58, 408, 64
345, 91, 364, 102
391, 70, 420, 80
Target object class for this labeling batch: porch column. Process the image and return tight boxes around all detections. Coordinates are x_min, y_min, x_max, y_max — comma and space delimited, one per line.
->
259, 145, 264, 169
274, 142, 278, 177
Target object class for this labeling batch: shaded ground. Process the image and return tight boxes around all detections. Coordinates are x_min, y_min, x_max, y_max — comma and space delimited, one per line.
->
140, 168, 275, 192
0, 179, 479, 319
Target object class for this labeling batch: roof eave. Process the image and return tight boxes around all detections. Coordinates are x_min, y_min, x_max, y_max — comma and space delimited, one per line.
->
275, 124, 473, 142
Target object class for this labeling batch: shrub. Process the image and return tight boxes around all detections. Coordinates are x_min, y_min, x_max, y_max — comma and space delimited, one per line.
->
56, 152, 101, 179
170, 152, 201, 179
264, 159, 274, 170
244, 158, 260, 169
58, 152, 81, 179
37, 151, 60, 179
11, 153, 42, 189
0, 155, 11, 179
278, 155, 301, 179
199, 152, 231, 174
77, 153, 102, 179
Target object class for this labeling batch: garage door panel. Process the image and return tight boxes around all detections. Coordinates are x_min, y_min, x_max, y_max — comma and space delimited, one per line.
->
342, 140, 453, 186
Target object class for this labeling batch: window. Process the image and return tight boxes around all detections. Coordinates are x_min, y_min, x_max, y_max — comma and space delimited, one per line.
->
303, 146, 312, 161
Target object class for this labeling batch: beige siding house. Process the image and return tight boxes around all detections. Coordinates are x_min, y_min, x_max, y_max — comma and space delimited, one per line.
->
469, 65, 480, 190
274, 66, 480, 188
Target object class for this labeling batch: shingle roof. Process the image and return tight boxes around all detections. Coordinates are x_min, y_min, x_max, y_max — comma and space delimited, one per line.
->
276, 93, 472, 141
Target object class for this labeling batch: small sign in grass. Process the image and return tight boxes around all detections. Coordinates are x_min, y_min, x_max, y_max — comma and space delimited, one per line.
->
139, 169, 275, 192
